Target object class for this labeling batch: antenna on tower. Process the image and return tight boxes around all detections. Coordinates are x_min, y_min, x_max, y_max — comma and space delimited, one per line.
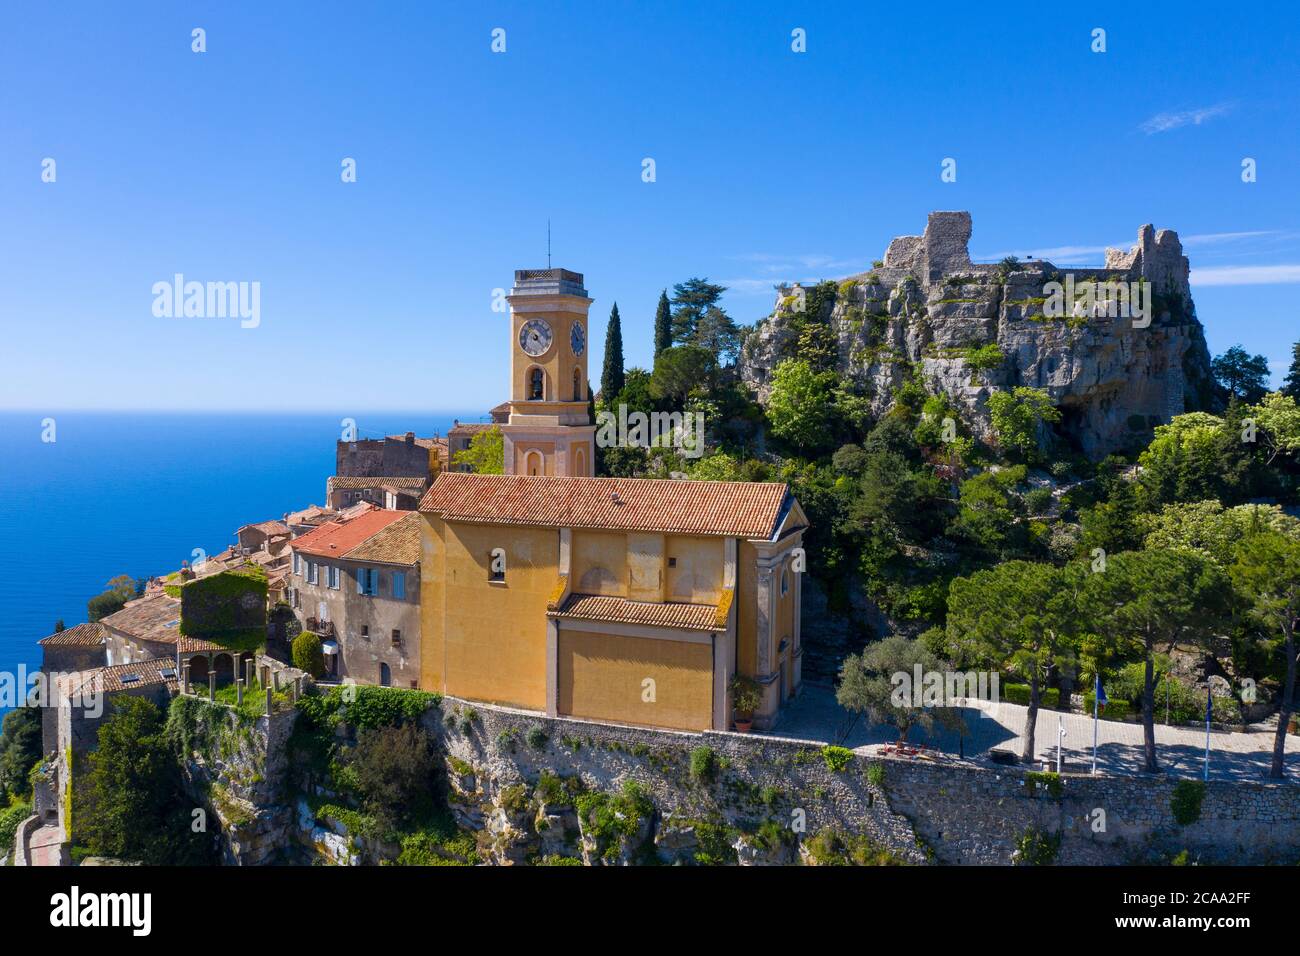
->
547, 220, 551, 269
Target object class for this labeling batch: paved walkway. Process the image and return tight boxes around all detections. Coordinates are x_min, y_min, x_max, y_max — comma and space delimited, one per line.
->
767, 684, 1300, 783
27, 823, 67, 866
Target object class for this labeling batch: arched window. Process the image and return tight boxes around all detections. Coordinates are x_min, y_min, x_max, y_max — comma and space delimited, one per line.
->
525, 450, 543, 476
573, 368, 583, 402
528, 367, 544, 400
573, 446, 586, 476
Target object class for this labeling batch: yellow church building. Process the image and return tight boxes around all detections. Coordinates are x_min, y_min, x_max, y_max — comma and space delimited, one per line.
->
418, 268, 807, 732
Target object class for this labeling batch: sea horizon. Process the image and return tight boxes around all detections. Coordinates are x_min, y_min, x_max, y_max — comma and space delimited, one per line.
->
0, 409, 483, 717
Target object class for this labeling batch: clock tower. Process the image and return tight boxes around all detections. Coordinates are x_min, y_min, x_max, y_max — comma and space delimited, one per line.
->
501, 268, 596, 477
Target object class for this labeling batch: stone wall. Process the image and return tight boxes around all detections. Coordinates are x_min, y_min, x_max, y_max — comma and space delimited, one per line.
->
427, 695, 1300, 865
173, 697, 299, 866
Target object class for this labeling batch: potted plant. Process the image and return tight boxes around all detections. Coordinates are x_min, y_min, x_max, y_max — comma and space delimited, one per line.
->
729, 674, 762, 733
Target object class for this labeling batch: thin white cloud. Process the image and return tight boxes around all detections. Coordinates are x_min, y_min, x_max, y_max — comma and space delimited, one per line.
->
1190, 264, 1300, 286
725, 253, 860, 274
1182, 230, 1279, 245
1140, 103, 1232, 134
717, 278, 787, 295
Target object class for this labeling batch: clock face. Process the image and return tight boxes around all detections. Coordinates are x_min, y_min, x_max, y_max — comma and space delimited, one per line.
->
570, 322, 586, 356
519, 319, 553, 357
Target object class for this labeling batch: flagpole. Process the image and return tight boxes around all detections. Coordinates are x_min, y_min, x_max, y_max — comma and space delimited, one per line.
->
1057, 715, 1064, 774
1092, 673, 1100, 775
1204, 686, 1212, 782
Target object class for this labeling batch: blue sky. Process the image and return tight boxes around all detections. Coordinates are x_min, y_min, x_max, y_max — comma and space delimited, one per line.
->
2, 0, 1297, 412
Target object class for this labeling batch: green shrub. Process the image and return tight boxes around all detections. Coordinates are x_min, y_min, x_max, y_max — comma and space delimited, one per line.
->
291, 631, 325, 677
822, 745, 854, 772
1015, 826, 1060, 865
347, 722, 438, 830
804, 828, 908, 866
689, 746, 718, 784
1001, 684, 1060, 709
525, 727, 548, 750
1171, 780, 1206, 826
343, 686, 439, 729
499, 784, 530, 815
1024, 771, 1063, 799
575, 781, 655, 863
1083, 692, 1133, 721
0, 801, 32, 855
866, 762, 886, 787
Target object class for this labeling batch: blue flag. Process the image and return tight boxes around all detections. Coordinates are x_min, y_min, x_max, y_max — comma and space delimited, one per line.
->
1206, 686, 1213, 724
1095, 673, 1108, 711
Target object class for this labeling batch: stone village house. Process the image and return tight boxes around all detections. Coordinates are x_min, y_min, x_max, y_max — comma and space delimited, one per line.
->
287, 509, 421, 687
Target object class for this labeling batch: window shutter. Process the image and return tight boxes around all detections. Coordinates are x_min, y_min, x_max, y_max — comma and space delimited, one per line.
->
356, 567, 365, 592
393, 572, 405, 600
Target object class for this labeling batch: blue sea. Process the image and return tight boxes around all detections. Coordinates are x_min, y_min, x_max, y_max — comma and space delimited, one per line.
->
0, 411, 477, 717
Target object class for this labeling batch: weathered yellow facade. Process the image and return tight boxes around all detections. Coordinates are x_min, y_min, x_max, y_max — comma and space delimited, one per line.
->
418, 505, 806, 732
558, 630, 713, 732
418, 266, 807, 733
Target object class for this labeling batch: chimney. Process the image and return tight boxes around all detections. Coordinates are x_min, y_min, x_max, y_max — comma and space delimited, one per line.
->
405, 432, 415, 445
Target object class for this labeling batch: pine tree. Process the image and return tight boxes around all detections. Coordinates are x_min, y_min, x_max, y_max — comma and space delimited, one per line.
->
653, 290, 672, 358
669, 278, 726, 345
601, 302, 625, 401
1283, 340, 1300, 400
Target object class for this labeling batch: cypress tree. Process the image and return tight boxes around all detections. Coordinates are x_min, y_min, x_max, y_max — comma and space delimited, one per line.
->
601, 302, 625, 401
1283, 340, 1300, 400
653, 289, 672, 358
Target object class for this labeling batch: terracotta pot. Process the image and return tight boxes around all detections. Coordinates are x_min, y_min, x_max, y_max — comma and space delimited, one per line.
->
734, 718, 753, 733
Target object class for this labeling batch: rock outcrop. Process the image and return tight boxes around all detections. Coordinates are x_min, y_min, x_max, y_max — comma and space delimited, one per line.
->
738, 211, 1216, 459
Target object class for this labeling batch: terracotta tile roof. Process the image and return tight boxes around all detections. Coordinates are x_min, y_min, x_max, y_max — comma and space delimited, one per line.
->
420, 473, 792, 539
100, 592, 183, 645
343, 512, 421, 566
551, 594, 721, 632
286, 504, 335, 526
386, 434, 442, 450
329, 475, 428, 490
291, 509, 408, 559
38, 622, 109, 647
239, 520, 291, 536
449, 422, 497, 436
72, 657, 180, 696
178, 635, 229, 654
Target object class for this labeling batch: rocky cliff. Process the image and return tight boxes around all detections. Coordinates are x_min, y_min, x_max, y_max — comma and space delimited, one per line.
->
738, 211, 1217, 459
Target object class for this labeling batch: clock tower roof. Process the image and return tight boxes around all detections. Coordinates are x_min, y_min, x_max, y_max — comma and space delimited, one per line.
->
511, 268, 588, 299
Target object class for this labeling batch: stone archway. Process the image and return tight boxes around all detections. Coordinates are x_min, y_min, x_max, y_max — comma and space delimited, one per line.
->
213, 653, 235, 686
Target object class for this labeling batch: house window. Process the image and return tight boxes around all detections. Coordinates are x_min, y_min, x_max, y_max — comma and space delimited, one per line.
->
361, 625, 369, 639
393, 572, 406, 600
357, 567, 378, 596
781, 568, 789, 596
668, 557, 677, 568
293, 552, 301, 575
328, 566, 340, 590
528, 367, 544, 400
391, 629, 402, 647
308, 561, 319, 585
